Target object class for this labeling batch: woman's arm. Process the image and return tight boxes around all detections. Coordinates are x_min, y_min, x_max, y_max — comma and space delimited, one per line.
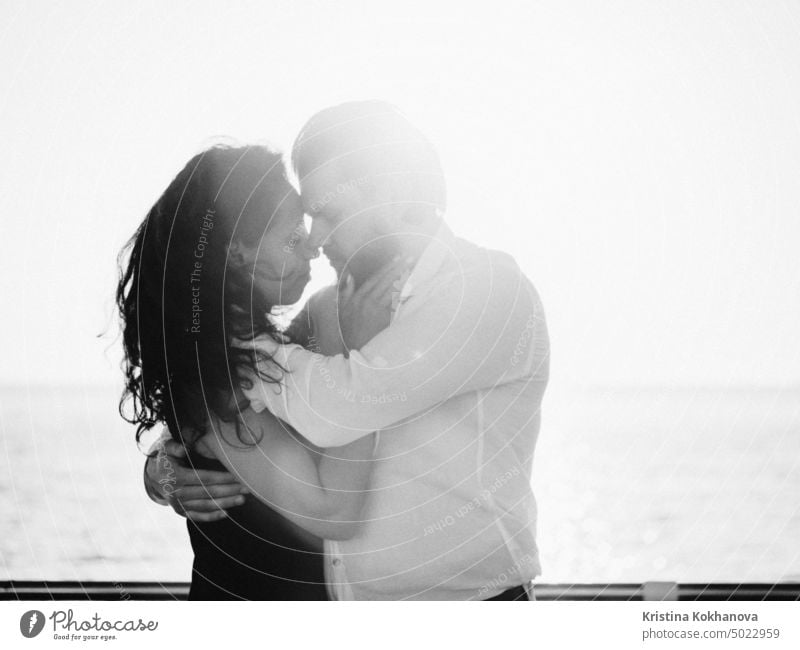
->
198, 407, 374, 541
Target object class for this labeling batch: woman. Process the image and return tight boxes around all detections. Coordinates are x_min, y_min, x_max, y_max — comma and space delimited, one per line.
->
117, 144, 388, 599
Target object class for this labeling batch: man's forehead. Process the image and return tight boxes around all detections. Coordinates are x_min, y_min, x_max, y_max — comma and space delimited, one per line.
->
299, 168, 333, 211
300, 167, 363, 217
300, 190, 330, 218
299, 190, 315, 214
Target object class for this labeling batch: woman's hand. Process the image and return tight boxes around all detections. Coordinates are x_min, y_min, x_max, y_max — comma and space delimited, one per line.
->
338, 257, 413, 353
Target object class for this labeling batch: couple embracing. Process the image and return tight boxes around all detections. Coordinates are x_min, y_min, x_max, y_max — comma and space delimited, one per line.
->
117, 101, 549, 600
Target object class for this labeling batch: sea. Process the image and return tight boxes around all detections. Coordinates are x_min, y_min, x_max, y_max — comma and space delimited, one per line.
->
1, 383, 798, 584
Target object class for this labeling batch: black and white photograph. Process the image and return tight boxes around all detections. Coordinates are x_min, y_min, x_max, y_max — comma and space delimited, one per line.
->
0, 0, 799, 647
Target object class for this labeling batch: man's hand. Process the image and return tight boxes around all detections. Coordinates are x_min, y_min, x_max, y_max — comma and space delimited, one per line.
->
338, 257, 412, 352
143, 439, 249, 522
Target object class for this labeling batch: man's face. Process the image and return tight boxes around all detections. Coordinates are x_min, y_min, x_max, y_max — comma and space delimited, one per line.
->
300, 164, 398, 284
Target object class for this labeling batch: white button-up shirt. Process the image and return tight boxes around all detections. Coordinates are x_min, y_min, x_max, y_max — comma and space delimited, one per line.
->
244, 224, 550, 600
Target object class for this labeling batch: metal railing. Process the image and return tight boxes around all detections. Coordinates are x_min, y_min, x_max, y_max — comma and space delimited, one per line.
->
2, 581, 798, 601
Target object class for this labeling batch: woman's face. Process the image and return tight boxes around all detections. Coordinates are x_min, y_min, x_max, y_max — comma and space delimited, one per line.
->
232, 185, 314, 306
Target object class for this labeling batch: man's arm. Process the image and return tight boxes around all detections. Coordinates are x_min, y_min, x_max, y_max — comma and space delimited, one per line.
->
244, 258, 547, 447
140, 288, 346, 521
143, 432, 249, 522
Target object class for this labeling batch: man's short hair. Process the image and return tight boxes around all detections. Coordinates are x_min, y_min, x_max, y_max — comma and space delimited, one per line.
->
292, 100, 446, 213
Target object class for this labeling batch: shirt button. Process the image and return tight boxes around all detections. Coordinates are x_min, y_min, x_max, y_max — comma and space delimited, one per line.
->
332, 558, 341, 567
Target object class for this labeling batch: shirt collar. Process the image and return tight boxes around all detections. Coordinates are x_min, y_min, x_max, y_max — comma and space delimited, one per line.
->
397, 221, 456, 303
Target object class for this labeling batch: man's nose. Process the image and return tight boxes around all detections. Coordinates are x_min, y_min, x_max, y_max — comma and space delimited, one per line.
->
307, 219, 330, 250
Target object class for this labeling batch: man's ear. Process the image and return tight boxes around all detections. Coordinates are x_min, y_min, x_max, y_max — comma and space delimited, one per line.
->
374, 210, 398, 232
400, 203, 439, 229
400, 205, 431, 226
362, 177, 396, 229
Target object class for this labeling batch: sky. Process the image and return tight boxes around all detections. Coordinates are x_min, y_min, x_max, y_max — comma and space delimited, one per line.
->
1, 0, 799, 389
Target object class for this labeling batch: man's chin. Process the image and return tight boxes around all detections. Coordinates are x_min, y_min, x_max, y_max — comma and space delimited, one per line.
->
324, 253, 345, 274
356, 254, 395, 281
327, 250, 389, 286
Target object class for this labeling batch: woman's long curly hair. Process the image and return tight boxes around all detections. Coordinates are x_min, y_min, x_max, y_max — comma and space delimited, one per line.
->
117, 144, 289, 451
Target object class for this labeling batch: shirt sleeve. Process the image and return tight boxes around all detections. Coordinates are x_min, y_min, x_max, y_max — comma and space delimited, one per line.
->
242, 257, 547, 447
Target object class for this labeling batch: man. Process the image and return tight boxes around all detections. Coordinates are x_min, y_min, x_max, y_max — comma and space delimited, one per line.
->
145, 101, 550, 600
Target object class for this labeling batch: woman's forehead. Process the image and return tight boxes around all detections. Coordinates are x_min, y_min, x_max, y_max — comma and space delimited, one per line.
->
223, 182, 299, 242
250, 180, 298, 212
256, 188, 302, 236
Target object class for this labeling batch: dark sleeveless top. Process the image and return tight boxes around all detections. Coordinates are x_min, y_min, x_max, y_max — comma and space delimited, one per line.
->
185, 451, 328, 600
